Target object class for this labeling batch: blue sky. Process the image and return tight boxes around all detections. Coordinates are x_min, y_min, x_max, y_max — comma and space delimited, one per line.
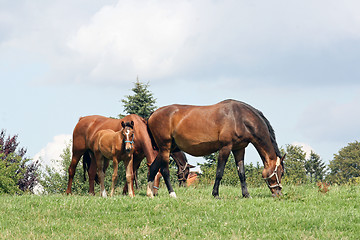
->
1, 0, 360, 170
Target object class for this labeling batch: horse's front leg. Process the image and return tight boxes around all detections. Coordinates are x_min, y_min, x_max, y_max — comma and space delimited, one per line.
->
95, 153, 107, 197
233, 148, 251, 198
87, 152, 97, 195
212, 146, 232, 199
124, 156, 135, 197
153, 171, 162, 196
110, 156, 119, 197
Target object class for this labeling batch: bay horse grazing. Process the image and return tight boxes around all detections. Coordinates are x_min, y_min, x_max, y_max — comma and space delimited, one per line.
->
66, 114, 160, 195
91, 121, 135, 197
147, 99, 285, 198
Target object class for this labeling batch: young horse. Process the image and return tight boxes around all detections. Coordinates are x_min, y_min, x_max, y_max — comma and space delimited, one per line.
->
92, 121, 135, 197
147, 99, 285, 198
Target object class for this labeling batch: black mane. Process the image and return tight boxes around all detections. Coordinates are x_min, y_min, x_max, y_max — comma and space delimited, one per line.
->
226, 99, 282, 158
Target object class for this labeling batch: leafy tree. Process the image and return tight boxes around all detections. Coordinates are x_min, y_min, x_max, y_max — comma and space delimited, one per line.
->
40, 142, 88, 194
281, 144, 307, 184
304, 151, 326, 183
327, 141, 360, 184
120, 78, 157, 119
0, 129, 39, 194
245, 162, 264, 187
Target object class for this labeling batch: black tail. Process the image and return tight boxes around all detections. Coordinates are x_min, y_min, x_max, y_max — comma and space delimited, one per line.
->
83, 150, 100, 184
82, 151, 91, 181
146, 116, 159, 151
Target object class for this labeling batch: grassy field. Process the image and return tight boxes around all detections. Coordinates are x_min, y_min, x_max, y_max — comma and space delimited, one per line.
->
0, 184, 359, 239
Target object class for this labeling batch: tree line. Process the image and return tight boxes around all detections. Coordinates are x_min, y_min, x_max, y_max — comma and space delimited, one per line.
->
1, 80, 360, 194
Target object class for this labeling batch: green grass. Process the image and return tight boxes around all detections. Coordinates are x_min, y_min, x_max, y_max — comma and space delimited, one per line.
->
0, 184, 359, 239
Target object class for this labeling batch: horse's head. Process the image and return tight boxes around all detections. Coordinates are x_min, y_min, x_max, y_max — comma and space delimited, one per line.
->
262, 154, 286, 197
121, 121, 135, 153
177, 163, 195, 187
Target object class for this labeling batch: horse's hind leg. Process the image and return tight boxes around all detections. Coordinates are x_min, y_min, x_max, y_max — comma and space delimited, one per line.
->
233, 148, 251, 198
157, 149, 176, 197
147, 145, 175, 198
66, 149, 84, 195
212, 146, 232, 199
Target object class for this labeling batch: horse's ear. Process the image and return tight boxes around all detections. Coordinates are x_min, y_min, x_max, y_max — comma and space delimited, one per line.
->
130, 120, 134, 128
121, 121, 125, 128
188, 164, 196, 168
281, 154, 286, 162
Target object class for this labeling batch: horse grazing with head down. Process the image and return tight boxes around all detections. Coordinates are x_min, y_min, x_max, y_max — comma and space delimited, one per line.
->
91, 121, 135, 197
146, 99, 285, 198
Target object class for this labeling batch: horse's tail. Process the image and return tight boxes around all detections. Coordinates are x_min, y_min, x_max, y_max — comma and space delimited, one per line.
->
146, 114, 159, 151
82, 150, 91, 181
83, 150, 100, 184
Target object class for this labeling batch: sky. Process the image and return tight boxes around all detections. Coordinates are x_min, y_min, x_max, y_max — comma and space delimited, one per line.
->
1, 0, 360, 171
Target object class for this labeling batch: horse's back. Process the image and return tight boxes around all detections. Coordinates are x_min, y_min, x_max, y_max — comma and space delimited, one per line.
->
94, 129, 118, 159
148, 100, 263, 156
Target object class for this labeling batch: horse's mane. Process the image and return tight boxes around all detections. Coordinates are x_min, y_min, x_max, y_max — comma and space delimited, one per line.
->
227, 99, 282, 158
253, 108, 282, 158
123, 121, 134, 128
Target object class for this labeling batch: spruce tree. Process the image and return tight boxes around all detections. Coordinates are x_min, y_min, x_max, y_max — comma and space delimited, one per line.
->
304, 151, 326, 183
120, 79, 157, 119
281, 144, 307, 184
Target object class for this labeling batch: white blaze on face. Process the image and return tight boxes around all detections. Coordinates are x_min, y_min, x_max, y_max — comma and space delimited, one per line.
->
125, 129, 130, 140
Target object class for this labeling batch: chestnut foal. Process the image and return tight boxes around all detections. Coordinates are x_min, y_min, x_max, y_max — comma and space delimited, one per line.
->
92, 121, 135, 197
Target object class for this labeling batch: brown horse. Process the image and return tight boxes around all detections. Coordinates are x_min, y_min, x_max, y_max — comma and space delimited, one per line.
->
147, 99, 285, 198
91, 121, 135, 197
66, 114, 160, 195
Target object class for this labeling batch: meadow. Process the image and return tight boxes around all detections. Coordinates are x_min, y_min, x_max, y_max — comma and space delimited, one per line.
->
0, 184, 359, 239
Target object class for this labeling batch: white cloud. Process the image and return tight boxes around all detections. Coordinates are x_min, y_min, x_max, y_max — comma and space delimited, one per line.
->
291, 142, 315, 159
66, 1, 195, 82
3, 0, 358, 86
33, 134, 72, 172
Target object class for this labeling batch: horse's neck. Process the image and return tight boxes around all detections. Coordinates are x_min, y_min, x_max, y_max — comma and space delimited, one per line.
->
250, 137, 277, 168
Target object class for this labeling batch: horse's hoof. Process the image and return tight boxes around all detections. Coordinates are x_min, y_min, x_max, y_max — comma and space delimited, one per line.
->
169, 192, 177, 198
213, 195, 221, 200
243, 194, 252, 198
146, 181, 155, 198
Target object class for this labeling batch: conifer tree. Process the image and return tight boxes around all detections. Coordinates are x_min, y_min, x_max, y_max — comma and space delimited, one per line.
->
281, 144, 307, 184
120, 78, 157, 119
304, 151, 326, 183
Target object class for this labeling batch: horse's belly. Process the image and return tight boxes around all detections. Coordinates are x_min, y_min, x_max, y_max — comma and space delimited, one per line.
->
174, 135, 220, 157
